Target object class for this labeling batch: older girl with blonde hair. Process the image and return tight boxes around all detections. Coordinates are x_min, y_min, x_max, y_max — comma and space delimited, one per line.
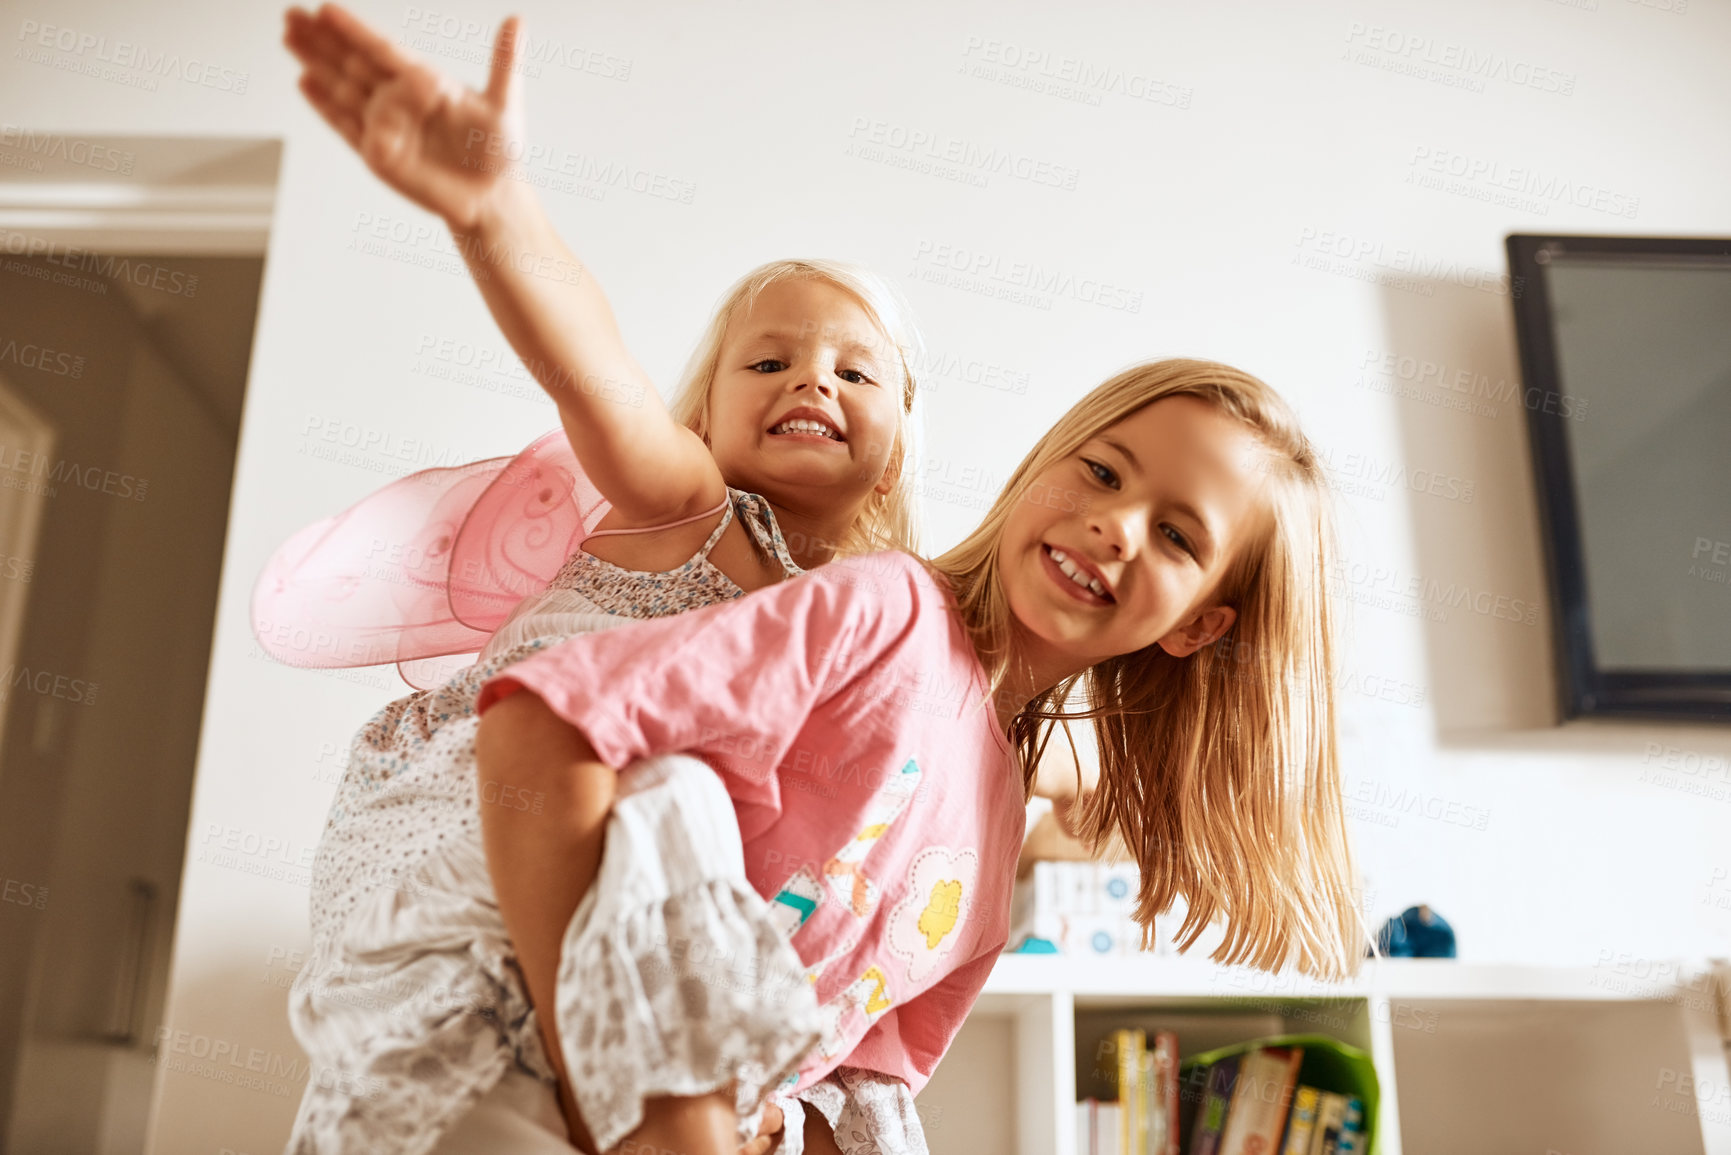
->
463, 358, 1371, 1155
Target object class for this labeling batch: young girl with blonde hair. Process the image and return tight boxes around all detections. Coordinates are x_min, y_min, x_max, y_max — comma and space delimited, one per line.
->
272, 5, 925, 673
273, 8, 939, 1154
466, 358, 1370, 1155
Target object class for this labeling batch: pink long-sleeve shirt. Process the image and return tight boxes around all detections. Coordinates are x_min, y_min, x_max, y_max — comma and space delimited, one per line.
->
476, 550, 1024, 1094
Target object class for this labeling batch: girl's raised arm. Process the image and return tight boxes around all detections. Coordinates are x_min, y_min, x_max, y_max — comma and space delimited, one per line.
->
284, 4, 722, 523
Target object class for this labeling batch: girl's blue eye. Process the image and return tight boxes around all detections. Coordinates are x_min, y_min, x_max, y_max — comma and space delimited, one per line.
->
1162, 525, 1195, 556
1084, 459, 1118, 488
838, 368, 873, 385
750, 360, 787, 373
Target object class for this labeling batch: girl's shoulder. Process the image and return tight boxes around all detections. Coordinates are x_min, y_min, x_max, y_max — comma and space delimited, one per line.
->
811, 547, 939, 588
801, 550, 963, 635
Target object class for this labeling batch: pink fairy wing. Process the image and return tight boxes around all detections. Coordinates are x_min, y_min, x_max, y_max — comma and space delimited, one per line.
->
393, 433, 610, 689
396, 652, 484, 692
251, 430, 612, 682
251, 456, 509, 670
446, 430, 611, 632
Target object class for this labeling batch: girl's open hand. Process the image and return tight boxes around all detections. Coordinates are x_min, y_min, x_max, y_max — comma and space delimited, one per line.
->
284, 3, 526, 231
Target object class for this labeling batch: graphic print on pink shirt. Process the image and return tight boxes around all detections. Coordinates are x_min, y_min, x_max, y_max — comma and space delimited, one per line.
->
477, 550, 1024, 1094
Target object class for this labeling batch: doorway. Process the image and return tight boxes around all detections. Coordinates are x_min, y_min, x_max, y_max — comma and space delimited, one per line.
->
0, 134, 277, 1154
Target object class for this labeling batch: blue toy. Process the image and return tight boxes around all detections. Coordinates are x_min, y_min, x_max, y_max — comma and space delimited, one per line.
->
1373, 904, 1455, 958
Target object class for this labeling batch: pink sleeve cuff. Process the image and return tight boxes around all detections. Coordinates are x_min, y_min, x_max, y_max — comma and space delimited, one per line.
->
474, 675, 527, 715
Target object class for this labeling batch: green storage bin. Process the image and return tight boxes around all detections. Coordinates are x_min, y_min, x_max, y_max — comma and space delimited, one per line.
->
1177, 1033, 1380, 1154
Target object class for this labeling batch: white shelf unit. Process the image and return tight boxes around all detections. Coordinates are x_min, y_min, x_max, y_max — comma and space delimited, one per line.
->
917, 956, 1731, 1155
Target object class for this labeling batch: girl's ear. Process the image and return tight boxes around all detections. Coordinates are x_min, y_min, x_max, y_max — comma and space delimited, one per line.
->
872, 440, 901, 496
1157, 605, 1237, 658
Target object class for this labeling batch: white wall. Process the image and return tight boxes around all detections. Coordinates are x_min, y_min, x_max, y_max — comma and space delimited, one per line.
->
5, 0, 1729, 1150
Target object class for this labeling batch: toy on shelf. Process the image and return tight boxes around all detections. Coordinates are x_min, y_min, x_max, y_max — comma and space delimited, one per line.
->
1373, 904, 1455, 958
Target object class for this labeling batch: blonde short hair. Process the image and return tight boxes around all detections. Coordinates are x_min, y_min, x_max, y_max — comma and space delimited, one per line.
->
668, 259, 923, 557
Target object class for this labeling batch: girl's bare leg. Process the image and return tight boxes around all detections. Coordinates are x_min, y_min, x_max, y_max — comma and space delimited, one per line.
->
480, 698, 808, 1155
608, 1090, 737, 1155
802, 1108, 846, 1155
477, 690, 615, 1151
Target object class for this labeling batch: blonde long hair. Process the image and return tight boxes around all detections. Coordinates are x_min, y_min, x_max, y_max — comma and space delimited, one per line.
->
669, 259, 923, 556
933, 359, 1369, 980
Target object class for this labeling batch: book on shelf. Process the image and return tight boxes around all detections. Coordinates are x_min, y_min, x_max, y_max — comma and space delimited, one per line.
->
1117, 1029, 1147, 1154
1188, 1054, 1240, 1155
1217, 1046, 1304, 1155
1278, 1086, 1321, 1155
1077, 1098, 1124, 1155
1075, 1027, 1180, 1155
1148, 1031, 1180, 1155
1307, 1092, 1365, 1155
1079, 1032, 1374, 1155
1336, 1098, 1365, 1154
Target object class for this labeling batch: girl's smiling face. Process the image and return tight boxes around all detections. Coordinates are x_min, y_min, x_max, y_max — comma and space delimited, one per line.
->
997, 395, 1273, 686
704, 277, 905, 514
